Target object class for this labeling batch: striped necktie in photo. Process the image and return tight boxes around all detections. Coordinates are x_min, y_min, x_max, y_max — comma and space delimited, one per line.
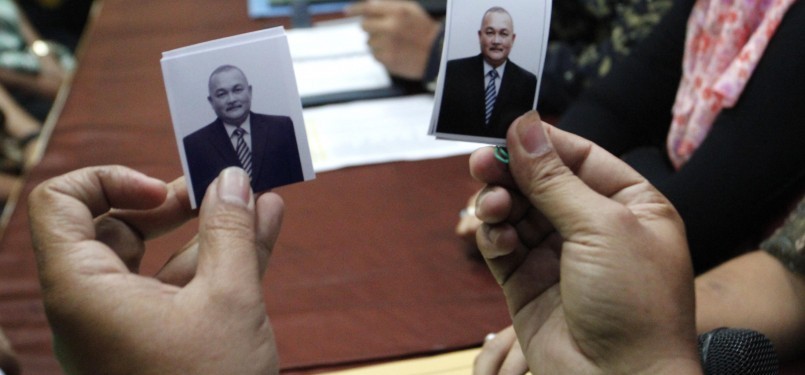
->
484, 69, 499, 126
233, 127, 253, 178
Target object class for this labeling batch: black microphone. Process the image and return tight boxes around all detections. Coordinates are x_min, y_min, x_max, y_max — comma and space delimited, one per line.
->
698, 328, 779, 375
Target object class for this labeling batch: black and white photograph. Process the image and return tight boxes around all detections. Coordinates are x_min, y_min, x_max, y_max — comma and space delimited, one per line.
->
430, 0, 551, 145
161, 27, 315, 208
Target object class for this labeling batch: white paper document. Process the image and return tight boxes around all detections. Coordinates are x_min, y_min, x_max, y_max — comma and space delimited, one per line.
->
304, 95, 486, 172
286, 19, 392, 98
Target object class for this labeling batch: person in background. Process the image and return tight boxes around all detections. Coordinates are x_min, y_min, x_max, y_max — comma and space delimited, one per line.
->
0, 1, 86, 368
0, 83, 42, 201
346, 0, 672, 115
0, 0, 79, 206
0, 0, 76, 113
346, 0, 442, 84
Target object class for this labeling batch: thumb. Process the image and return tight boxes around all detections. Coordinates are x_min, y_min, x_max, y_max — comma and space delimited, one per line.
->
192, 167, 279, 298
505, 112, 628, 238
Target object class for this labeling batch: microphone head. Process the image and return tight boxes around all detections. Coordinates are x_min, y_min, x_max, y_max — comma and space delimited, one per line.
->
698, 328, 779, 375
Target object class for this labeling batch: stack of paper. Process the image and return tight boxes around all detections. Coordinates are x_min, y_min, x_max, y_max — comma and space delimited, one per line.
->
304, 95, 485, 172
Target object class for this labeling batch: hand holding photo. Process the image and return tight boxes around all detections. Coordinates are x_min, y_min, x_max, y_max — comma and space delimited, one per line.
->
429, 0, 551, 145
161, 27, 315, 208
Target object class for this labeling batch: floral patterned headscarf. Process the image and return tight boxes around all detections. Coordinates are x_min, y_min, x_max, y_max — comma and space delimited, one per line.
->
667, 0, 797, 169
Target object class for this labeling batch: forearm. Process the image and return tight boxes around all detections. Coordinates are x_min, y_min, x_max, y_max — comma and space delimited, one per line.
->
695, 250, 805, 360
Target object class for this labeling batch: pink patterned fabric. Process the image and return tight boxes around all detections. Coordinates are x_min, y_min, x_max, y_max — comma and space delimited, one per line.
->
667, 0, 797, 169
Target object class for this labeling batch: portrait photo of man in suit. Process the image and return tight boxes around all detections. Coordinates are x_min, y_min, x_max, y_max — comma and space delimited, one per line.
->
183, 64, 304, 207
435, 6, 538, 139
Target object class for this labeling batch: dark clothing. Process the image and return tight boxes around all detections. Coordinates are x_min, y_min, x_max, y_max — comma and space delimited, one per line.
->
183, 112, 304, 207
436, 54, 537, 139
539, 0, 673, 114
18, 0, 93, 51
559, 0, 805, 273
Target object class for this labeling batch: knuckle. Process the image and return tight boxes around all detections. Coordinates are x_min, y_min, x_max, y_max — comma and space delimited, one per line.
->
523, 161, 572, 199
203, 207, 253, 236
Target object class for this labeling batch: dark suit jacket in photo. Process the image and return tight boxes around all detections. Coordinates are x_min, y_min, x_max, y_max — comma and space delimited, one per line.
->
183, 112, 304, 206
436, 54, 537, 139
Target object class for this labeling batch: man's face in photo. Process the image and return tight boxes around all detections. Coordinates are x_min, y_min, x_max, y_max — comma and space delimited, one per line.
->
478, 11, 515, 68
208, 68, 252, 126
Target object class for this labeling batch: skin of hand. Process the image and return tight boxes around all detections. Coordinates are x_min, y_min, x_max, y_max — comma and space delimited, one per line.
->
345, 0, 441, 80
473, 325, 528, 375
456, 191, 483, 244
470, 112, 702, 374
696, 250, 805, 360
29, 166, 283, 375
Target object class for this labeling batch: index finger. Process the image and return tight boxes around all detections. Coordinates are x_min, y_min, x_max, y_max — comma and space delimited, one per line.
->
469, 146, 515, 188
107, 176, 195, 241
29, 166, 168, 286
30, 166, 168, 243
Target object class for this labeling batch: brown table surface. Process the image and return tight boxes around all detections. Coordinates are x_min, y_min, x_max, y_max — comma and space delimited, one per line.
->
0, 0, 511, 374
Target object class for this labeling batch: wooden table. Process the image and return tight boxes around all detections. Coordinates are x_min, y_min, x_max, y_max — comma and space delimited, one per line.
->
0, 1, 510, 373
